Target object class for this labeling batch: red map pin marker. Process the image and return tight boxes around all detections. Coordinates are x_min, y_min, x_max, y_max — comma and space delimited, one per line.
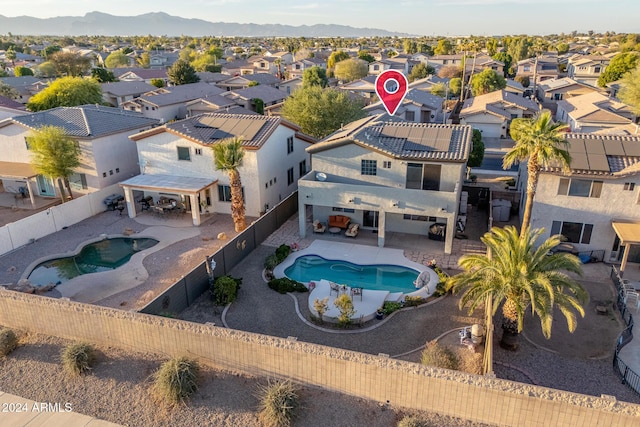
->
375, 70, 409, 116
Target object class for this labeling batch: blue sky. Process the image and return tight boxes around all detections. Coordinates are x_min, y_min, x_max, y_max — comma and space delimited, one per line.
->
3, 0, 639, 36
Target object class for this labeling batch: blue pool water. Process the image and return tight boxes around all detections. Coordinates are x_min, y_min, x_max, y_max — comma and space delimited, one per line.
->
284, 255, 419, 293
27, 237, 158, 286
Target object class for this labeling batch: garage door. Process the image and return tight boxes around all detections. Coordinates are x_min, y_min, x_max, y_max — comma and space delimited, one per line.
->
469, 123, 502, 138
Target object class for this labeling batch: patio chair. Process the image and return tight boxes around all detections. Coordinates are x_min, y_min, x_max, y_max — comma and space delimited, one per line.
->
625, 291, 640, 312
345, 223, 359, 238
312, 220, 326, 233
329, 282, 340, 296
351, 287, 363, 301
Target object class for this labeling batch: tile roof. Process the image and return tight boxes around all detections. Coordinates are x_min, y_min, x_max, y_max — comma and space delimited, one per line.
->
10, 105, 159, 137
0, 95, 26, 110
309, 115, 471, 162
226, 86, 288, 105
542, 133, 640, 177
537, 77, 594, 92
365, 88, 443, 112
460, 89, 538, 117
557, 92, 634, 124
244, 73, 281, 86
149, 113, 283, 149
131, 83, 224, 107
0, 76, 46, 88
113, 68, 168, 79
101, 81, 156, 96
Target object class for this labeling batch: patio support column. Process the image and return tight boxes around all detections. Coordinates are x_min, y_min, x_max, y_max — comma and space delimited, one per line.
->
299, 200, 307, 239
25, 179, 36, 209
122, 186, 137, 218
377, 210, 386, 247
444, 213, 454, 255
620, 242, 631, 278
189, 194, 201, 226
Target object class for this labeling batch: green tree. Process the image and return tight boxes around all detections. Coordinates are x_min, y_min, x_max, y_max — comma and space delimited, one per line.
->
48, 51, 92, 77
447, 226, 586, 352
91, 67, 116, 83
327, 50, 350, 69
150, 78, 165, 88
597, 52, 639, 87
137, 52, 150, 68
42, 45, 62, 59
433, 39, 454, 55
302, 66, 328, 88
430, 82, 447, 97
492, 52, 513, 77
449, 78, 462, 97
403, 39, 417, 54
212, 137, 246, 232
357, 50, 375, 63
618, 65, 640, 114
0, 82, 18, 99
334, 58, 368, 82
253, 97, 264, 114
468, 129, 485, 168
191, 52, 219, 72
408, 63, 435, 83
167, 59, 200, 85
437, 65, 462, 79
105, 50, 130, 68
555, 42, 570, 55
13, 66, 33, 76
486, 38, 499, 56
417, 43, 433, 56
504, 110, 570, 234
470, 69, 506, 96
514, 75, 530, 88
27, 77, 103, 111
36, 61, 57, 78
281, 86, 366, 139
5, 47, 16, 66
28, 125, 81, 203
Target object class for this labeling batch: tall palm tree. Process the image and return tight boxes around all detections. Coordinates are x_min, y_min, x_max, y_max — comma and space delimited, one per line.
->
503, 110, 570, 237
29, 125, 81, 203
212, 137, 246, 232
447, 226, 587, 354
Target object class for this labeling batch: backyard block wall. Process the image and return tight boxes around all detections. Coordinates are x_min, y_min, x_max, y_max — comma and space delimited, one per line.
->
0, 289, 638, 427
0, 184, 124, 257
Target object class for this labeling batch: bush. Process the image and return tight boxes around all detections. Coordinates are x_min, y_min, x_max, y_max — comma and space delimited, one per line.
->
381, 301, 403, 315
211, 275, 242, 305
397, 415, 426, 427
420, 340, 458, 370
153, 357, 199, 405
403, 296, 425, 307
313, 297, 329, 322
0, 328, 18, 356
264, 254, 279, 271
275, 244, 291, 263
458, 349, 483, 375
268, 277, 308, 294
61, 342, 96, 376
334, 293, 355, 327
257, 380, 298, 427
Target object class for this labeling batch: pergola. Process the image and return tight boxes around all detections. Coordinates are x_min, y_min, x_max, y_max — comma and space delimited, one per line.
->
611, 219, 640, 277
120, 174, 218, 226
0, 161, 38, 208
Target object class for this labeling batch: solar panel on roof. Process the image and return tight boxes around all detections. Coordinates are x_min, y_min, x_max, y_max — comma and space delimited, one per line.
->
571, 153, 589, 170
433, 128, 453, 151
567, 138, 585, 153
587, 154, 610, 171
584, 139, 605, 155
603, 140, 626, 156
622, 140, 640, 157
242, 121, 265, 140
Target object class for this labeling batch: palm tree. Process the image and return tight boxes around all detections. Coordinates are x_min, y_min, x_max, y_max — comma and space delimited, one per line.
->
447, 226, 587, 355
29, 125, 81, 203
212, 137, 246, 232
503, 110, 570, 237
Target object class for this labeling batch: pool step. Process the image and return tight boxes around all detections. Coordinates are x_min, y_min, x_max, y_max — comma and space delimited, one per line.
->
385, 292, 404, 302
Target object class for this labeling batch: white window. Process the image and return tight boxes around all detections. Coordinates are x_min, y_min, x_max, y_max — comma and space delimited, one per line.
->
361, 160, 377, 176
624, 182, 635, 191
177, 146, 191, 161
557, 178, 602, 198
551, 221, 593, 244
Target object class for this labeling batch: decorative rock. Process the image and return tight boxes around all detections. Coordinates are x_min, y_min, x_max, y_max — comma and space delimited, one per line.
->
217, 232, 227, 240
123, 227, 134, 236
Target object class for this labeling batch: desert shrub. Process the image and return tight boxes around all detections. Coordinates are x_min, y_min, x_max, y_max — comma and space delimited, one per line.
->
153, 357, 199, 405
313, 297, 329, 322
268, 277, 307, 294
458, 349, 483, 375
275, 244, 291, 263
211, 275, 242, 305
397, 415, 426, 427
381, 301, 403, 315
420, 340, 458, 370
257, 380, 298, 427
334, 293, 355, 326
403, 296, 425, 307
0, 328, 18, 356
61, 342, 96, 376
264, 254, 279, 270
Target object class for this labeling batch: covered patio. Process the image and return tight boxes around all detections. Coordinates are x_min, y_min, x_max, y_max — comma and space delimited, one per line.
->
120, 174, 218, 226
0, 161, 41, 209
611, 219, 640, 278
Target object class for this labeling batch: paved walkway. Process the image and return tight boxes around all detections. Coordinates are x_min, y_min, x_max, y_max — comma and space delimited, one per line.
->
0, 390, 120, 426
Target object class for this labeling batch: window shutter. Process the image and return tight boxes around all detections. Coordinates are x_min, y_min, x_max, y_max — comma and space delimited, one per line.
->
590, 181, 603, 198
551, 221, 561, 236
582, 224, 593, 244
557, 178, 569, 195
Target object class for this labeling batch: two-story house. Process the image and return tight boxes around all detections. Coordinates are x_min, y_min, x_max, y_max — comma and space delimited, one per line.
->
0, 105, 158, 204
459, 90, 539, 138
516, 55, 559, 86
364, 89, 444, 124
566, 54, 612, 87
520, 133, 640, 264
222, 86, 289, 113
122, 113, 315, 225
536, 77, 602, 103
298, 115, 472, 254
0, 76, 49, 104
215, 74, 281, 91
287, 58, 327, 79
113, 68, 169, 85
101, 81, 156, 107
556, 92, 637, 133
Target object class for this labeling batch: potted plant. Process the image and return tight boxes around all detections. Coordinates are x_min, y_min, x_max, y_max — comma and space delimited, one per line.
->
375, 308, 384, 320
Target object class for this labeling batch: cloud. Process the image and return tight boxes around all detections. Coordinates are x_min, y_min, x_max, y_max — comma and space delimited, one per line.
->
292, 3, 320, 9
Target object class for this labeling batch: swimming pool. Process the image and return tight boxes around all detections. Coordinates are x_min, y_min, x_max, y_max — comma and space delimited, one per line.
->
27, 237, 158, 286
284, 254, 419, 293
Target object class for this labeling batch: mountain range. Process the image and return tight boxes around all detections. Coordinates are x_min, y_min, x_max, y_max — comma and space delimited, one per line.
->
0, 12, 410, 37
